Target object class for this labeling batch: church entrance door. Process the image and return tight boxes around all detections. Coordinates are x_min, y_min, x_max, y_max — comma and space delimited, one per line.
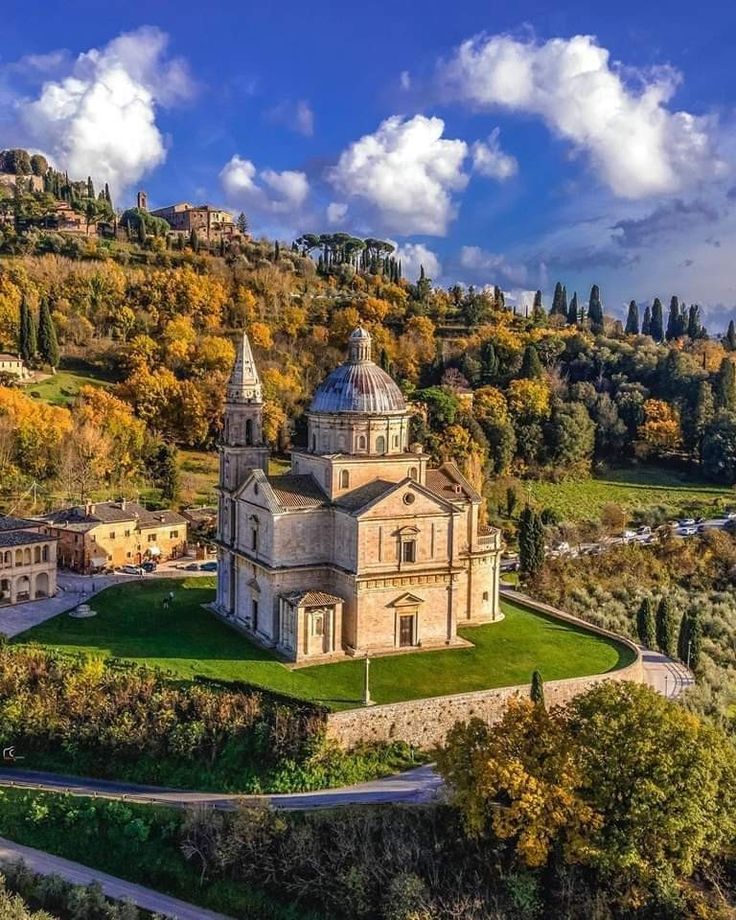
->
399, 614, 414, 647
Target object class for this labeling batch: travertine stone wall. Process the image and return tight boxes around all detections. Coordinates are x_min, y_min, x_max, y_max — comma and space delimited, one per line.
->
325, 592, 643, 750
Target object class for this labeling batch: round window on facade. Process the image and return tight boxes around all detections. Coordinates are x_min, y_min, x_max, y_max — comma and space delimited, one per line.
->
403, 492, 416, 505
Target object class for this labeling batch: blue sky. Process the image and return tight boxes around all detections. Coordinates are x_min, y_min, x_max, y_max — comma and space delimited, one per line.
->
1, 0, 736, 323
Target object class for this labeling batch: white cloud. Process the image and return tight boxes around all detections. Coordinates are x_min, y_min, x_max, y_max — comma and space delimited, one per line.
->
459, 244, 529, 287
266, 99, 314, 137
326, 201, 348, 224
18, 27, 193, 195
328, 114, 470, 235
438, 33, 722, 198
400, 70, 412, 91
220, 155, 310, 215
391, 241, 442, 280
471, 127, 518, 180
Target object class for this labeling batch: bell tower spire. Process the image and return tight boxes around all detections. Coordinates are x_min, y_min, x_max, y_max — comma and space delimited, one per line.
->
219, 330, 270, 493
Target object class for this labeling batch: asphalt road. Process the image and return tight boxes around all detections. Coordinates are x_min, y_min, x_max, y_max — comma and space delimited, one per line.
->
0, 836, 232, 920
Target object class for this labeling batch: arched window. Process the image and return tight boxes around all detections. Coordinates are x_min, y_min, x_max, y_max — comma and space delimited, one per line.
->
33, 546, 41, 563
42, 545, 49, 562
3, 551, 10, 567
376, 435, 386, 454
24, 549, 31, 565
245, 418, 253, 446
358, 435, 367, 450
393, 435, 399, 448
340, 470, 350, 489
408, 466, 418, 481
15, 550, 22, 566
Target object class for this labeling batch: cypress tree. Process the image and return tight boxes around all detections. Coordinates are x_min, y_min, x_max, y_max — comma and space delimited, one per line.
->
520, 344, 543, 379
625, 300, 640, 335
519, 507, 545, 578
274, 240, 280, 261
530, 670, 545, 707
37, 298, 59, 369
716, 357, 736, 411
480, 341, 499, 383
694, 381, 715, 461
561, 285, 567, 319
636, 597, 656, 648
650, 298, 664, 342
666, 296, 681, 341
688, 613, 702, 670
588, 284, 604, 332
86, 176, 95, 199
551, 281, 565, 317
567, 292, 578, 325
655, 597, 675, 657
532, 289, 544, 320
687, 304, 701, 340
19, 298, 36, 363
642, 304, 652, 336
189, 228, 199, 252
725, 320, 736, 351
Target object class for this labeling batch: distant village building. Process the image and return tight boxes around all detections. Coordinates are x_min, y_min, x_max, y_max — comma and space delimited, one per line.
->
39, 501, 188, 573
148, 201, 235, 240
45, 202, 91, 235
0, 173, 44, 194
0, 516, 58, 606
214, 328, 503, 662
0, 354, 30, 380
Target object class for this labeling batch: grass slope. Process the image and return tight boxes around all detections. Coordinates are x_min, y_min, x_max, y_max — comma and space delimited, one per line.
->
24, 360, 113, 407
526, 466, 734, 522
16, 578, 632, 711
178, 451, 291, 507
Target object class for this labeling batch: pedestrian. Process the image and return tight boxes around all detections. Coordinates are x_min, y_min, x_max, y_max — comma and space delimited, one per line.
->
168, 590, 175, 604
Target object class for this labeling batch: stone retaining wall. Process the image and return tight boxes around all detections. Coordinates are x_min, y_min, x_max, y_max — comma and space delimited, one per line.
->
325, 591, 643, 750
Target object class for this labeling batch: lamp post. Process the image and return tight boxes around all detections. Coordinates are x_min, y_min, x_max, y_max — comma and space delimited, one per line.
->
362, 654, 373, 706
687, 639, 692, 671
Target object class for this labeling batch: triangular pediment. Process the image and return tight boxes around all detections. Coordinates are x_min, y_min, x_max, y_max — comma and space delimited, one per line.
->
389, 592, 425, 607
351, 478, 457, 517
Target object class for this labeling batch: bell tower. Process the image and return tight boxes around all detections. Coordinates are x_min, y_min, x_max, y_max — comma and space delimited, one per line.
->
219, 330, 270, 494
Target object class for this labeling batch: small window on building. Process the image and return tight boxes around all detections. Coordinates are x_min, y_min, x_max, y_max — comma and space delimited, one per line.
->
401, 540, 416, 563
109, 532, 115, 540
147, 534, 156, 543
408, 466, 418, 481
251, 528, 258, 551
358, 435, 366, 450
124, 530, 130, 537
127, 552, 132, 558
312, 613, 324, 636
376, 435, 386, 454
393, 435, 399, 447
169, 530, 179, 539
340, 470, 350, 489
483, 591, 489, 601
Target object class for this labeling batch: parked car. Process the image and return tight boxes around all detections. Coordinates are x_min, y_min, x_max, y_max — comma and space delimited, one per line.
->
678, 526, 698, 536
141, 561, 157, 573
678, 518, 696, 527
120, 564, 144, 575
200, 561, 218, 572
636, 526, 651, 536
725, 511, 736, 521
182, 562, 201, 571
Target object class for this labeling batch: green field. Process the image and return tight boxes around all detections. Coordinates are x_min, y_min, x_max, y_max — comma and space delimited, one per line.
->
24, 360, 113, 406
178, 450, 291, 507
525, 466, 734, 522
15, 578, 633, 710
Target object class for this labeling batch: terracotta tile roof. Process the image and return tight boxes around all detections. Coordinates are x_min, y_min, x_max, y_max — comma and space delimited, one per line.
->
0, 530, 54, 547
336, 479, 395, 512
425, 469, 471, 501
40, 501, 187, 530
283, 590, 344, 607
0, 515, 40, 533
267, 475, 329, 510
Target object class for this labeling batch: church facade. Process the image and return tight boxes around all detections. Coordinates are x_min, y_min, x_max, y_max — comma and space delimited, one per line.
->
214, 327, 503, 662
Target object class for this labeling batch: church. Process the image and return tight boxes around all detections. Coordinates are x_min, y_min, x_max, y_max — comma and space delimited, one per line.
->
214, 327, 503, 662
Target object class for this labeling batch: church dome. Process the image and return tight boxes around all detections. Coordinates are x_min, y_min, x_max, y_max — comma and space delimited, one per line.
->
309, 328, 406, 415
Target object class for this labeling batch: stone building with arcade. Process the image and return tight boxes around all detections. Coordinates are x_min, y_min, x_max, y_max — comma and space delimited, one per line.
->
214, 327, 503, 662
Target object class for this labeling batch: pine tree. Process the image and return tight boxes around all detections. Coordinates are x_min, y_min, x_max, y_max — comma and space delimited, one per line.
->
725, 320, 736, 351
236, 212, 248, 234
655, 597, 675, 657
588, 284, 604, 332
567, 292, 578, 325
625, 300, 640, 335
37, 298, 59, 369
520, 344, 543, 379
716, 357, 736, 411
530, 670, 545, 707
650, 298, 664, 342
636, 597, 656, 648
642, 304, 652, 336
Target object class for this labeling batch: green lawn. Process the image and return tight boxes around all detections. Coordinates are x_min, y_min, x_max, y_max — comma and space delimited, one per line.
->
525, 466, 734, 522
24, 360, 113, 406
15, 578, 633, 711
